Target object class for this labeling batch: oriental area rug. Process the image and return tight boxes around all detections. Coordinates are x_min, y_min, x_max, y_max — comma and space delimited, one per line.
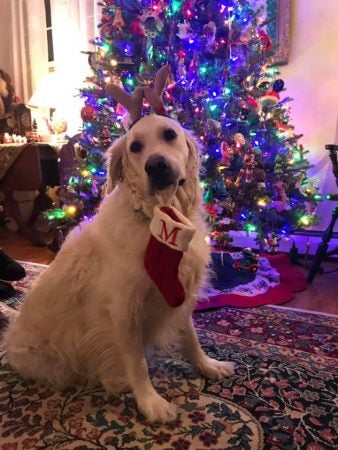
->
0, 262, 337, 449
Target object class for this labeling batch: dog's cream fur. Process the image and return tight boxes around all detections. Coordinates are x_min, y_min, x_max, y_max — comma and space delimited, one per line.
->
4, 115, 234, 423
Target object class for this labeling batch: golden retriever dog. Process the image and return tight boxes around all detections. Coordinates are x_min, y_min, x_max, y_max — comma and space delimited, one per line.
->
4, 113, 235, 423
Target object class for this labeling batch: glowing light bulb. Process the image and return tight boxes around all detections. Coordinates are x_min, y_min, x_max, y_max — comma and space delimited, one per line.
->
65, 205, 77, 216
199, 65, 208, 76
245, 223, 257, 232
100, 42, 111, 54
257, 198, 267, 207
171, 0, 181, 14
300, 215, 310, 226
125, 77, 135, 87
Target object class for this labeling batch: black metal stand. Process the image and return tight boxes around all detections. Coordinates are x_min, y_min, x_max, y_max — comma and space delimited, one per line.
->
307, 204, 338, 283
307, 144, 338, 283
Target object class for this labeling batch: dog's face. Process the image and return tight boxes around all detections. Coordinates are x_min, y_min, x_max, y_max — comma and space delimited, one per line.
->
125, 115, 190, 193
107, 114, 200, 201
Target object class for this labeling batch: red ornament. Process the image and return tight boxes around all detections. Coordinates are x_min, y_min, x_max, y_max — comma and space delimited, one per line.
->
246, 96, 259, 111
81, 105, 96, 122
258, 29, 272, 52
220, 141, 232, 167
260, 90, 280, 108
130, 18, 145, 37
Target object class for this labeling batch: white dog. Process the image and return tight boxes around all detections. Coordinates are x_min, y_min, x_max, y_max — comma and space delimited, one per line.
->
4, 114, 235, 423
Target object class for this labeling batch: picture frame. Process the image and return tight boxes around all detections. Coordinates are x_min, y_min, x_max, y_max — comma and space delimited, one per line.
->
259, 0, 291, 65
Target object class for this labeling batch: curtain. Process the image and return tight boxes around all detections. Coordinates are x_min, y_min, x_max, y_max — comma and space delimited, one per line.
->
49, 0, 100, 135
1, 0, 101, 135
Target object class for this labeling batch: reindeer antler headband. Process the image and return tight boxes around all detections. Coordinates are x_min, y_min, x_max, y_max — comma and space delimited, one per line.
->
105, 64, 171, 127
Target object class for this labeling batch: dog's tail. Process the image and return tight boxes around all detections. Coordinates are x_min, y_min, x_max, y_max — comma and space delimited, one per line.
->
0, 304, 18, 341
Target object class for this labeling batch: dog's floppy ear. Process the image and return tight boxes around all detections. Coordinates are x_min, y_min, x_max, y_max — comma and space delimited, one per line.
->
179, 130, 202, 212
105, 135, 127, 194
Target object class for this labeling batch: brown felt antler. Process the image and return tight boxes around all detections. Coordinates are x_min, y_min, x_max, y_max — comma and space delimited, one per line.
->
105, 65, 171, 125
143, 64, 170, 115
105, 84, 144, 123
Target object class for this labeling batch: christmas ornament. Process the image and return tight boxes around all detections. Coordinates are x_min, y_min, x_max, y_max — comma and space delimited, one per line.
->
273, 79, 285, 92
260, 90, 280, 108
245, 96, 259, 111
138, 9, 163, 38
99, 125, 112, 147
100, 21, 114, 39
256, 77, 270, 89
204, 202, 218, 217
275, 121, 292, 133
265, 233, 281, 253
113, 8, 125, 32
233, 248, 258, 272
203, 21, 217, 54
230, 43, 249, 76
220, 141, 232, 168
204, 185, 213, 204
177, 57, 186, 79
177, 20, 194, 40
211, 222, 233, 249
235, 149, 256, 185
144, 205, 196, 307
233, 132, 246, 148
271, 180, 287, 212
81, 105, 97, 122
188, 51, 199, 78
130, 17, 146, 37
205, 118, 221, 138
74, 143, 87, 161
258, 29, 272, 52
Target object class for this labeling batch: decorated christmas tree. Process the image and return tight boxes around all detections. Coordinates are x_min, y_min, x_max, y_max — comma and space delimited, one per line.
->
47, 0, 321, 251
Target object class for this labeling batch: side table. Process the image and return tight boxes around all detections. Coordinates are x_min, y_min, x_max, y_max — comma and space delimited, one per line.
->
0, 143, 60, 246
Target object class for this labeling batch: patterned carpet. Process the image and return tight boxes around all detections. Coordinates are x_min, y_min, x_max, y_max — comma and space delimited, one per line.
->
0, 263, 337, 449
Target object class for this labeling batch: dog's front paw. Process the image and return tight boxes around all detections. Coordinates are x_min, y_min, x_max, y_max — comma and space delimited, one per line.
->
137, 392, 177, 424
196, 356, 236, 380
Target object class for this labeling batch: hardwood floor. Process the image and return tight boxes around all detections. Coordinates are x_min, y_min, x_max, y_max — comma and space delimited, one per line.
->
0, 228, 55, 265
1, 227, 337, 315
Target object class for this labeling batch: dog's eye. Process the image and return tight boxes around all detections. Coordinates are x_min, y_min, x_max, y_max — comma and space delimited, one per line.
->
162, 128, 177, 142
130, 141, 143, 153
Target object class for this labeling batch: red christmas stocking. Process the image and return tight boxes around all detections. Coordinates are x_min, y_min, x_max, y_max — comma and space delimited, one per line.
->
144, 205, 196, 307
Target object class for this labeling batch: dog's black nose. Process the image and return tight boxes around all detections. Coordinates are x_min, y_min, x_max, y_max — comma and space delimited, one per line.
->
145, 154, 177, 190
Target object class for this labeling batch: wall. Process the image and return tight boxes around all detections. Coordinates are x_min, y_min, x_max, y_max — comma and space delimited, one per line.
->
280, 0, 338, 231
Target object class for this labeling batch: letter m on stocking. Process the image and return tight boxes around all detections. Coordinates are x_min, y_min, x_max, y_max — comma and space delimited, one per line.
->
158, 220, 182, 247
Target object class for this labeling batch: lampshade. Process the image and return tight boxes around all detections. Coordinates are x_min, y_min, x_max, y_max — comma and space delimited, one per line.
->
27, 70, 84, 137
27, 70, 83, 110
27, 71, 66, 109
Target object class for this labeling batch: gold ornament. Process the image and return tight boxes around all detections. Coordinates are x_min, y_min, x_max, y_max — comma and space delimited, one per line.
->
113, 8, 125, 31
233, 132, 246, 147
